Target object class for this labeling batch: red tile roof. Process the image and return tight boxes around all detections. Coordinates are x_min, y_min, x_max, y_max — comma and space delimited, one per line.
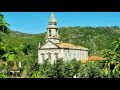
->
88, 56, 104, 61
11, 62, 18, 70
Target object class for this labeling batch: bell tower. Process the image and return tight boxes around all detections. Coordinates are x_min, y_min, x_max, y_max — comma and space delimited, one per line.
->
46, 12, 59, 44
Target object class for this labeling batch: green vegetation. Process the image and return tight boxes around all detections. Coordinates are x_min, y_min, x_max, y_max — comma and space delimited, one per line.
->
28, 42, 120, 78
3, 26, 119, 61
0, 13, 120, 78
28, 50, 120, 78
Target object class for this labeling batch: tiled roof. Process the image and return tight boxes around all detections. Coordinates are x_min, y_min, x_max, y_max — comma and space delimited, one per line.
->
88, 56, 104, 61
11, 62, 18, 70
56, 42, 74, 48
56, 42, 88, 50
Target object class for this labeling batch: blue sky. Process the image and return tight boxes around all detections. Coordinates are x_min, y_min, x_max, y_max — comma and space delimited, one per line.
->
2, 12, 120, 34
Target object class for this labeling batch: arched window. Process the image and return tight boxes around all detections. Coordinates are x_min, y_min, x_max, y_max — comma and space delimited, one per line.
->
41, 53, 45, 61
54, 53, 59, 60
47, 52, 52, 60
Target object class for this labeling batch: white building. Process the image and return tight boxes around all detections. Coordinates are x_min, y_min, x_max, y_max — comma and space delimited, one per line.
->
38, 12, 88, 64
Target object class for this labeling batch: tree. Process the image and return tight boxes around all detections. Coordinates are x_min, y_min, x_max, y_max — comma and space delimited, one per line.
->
53, 59, 65, 78
64, 59, 80, 78
101, 49, 120, 78
0, 12, 10, 34
39, 59, 54, 78
30, 71, 48, 78
64, 61, 74, 78
22, 44, 32, 55
0, 12, 10, 61
79, 63, 89, 78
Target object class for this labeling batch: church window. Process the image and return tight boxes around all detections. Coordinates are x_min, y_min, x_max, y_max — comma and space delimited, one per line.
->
47, 52, 52, 60
49, 30, 51, 36
54, 53, 59, 60
41, 53, 45, 61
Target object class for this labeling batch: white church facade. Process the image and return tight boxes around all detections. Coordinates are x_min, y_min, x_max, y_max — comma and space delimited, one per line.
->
38, 12, 88, 64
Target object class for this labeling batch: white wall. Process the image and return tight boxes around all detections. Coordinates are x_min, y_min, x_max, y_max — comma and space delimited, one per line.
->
63, 49, 88, 61
38, 49, 64, 64
38, 48, 88, 64
80, 50, 88, 61
63, 49, 80, 61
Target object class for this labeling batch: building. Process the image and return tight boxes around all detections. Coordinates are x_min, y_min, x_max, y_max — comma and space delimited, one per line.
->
88, 56, 105, 61
38, 12, 88, 64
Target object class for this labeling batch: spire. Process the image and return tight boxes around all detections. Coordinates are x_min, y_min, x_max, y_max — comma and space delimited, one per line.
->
49, 12, 57, 23
46, 12, 59, 43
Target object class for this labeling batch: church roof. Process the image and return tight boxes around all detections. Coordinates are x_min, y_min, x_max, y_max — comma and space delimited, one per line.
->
49, 12, 57, 23
56, 42, 74, 48
56, 42, 88, 50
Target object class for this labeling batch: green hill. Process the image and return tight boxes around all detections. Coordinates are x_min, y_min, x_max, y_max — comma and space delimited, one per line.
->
1, 26, 120, 62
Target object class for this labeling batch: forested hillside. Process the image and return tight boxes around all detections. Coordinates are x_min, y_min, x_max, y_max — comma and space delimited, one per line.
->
1, 26, 119, 66
0, 12, 120, 78
4, 26, 119, 61
1, 26, 119, 78
59, 26, 120, 55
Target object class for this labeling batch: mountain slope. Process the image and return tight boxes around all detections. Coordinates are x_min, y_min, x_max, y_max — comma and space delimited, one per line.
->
1, 26, 120, 61
58, 26, 120, 55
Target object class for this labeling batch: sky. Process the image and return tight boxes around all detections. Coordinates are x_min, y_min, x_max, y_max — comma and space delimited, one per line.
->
2, 12, 120, 34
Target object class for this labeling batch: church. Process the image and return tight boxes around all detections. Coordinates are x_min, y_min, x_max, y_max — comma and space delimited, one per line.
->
38, 12, 88, 64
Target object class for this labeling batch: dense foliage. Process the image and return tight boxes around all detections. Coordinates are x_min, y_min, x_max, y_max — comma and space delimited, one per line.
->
0, 13, 119, 78
28, 49, 120, 78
